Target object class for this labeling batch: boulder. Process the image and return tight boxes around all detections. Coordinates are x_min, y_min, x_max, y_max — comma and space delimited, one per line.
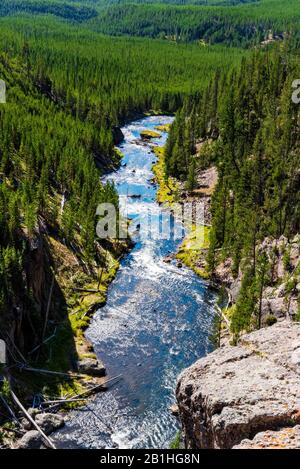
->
164, 255, 174, 264
35, 413, 65, 435
176, 321, 300, 449
27, 407, 40, 419
233, 425, 300, 449
14, 430, 42, 449
78, 357, 106, 377
170, 404, 179, 417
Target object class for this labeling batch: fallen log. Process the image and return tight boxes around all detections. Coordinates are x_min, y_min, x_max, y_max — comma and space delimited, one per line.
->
2, 426, 24, 436
10, 391, 56, 450
42, 273, 55, 343
61, 374, 122, 402
28, 328, 57, 355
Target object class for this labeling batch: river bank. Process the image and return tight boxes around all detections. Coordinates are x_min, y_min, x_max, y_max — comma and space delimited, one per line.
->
0, 231, 132, 448
1, 115, 218, 449
47, 115, 216, 449
157, 136, 300, 449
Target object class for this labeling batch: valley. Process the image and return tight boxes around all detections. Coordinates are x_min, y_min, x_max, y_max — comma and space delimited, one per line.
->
0, 0, 299, 452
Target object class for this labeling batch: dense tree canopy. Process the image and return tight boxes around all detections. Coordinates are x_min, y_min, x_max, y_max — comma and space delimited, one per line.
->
1, 0, 300, 46
166, 44, 300, 334
0, 13, 245, 332
0, 0, 299, 345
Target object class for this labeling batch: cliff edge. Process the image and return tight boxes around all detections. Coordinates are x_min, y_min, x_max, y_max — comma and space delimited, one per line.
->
176, 321, 300, 449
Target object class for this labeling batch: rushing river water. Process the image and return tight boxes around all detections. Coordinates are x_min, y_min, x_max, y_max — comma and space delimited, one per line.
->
54, 116, 216, 449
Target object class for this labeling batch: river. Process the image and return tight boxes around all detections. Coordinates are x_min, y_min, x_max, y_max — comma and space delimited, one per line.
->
54, 115, 216, 449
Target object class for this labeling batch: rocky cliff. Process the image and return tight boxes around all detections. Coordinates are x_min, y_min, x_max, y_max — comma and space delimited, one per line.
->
176, 321, 300, 449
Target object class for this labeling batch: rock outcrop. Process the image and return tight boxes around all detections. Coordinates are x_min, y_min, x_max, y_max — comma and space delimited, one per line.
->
176, 321, 300, 449
35, 413, 65, 435
13, 412, 65, 449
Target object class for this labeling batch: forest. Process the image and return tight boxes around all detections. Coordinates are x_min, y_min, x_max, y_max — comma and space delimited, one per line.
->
0, 0, 300, 451
0, 12, 246, 356
93, 0, 300, 45
165, 44, 300, 337
0, 0, 98, 22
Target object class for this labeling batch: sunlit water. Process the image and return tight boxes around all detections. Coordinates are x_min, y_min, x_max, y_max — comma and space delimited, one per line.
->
54, 116, 216, 449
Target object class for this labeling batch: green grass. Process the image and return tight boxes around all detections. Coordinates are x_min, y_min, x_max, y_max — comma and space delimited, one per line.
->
170, 431, 181, 449
176, 225, 211, 279
155, 124, 171, 132
152, 147, 180, 204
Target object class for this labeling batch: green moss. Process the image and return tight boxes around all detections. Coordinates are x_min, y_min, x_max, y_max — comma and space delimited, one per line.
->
152, 147, 180, 204
0, 378, 12, 404
79, 352, 97, 360
265, 315, 277, 326
224, 305, 236, 320
170, 431, 181, 449
114, 148, 124, 165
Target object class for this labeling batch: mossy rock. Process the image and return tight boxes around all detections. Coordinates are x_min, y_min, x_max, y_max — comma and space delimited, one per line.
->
176, 225, 211, 279
140, 130, 161, 140
155, 124, 171, 132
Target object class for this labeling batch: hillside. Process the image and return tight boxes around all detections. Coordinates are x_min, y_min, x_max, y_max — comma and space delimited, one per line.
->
0, 8, 246, 442
0, 0, 299, 451
93, 0, 300, 45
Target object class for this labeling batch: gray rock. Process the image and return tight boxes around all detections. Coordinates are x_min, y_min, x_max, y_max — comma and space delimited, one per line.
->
112, 126, 124, 145
27, 408, 40, 418
14, 430, 42, 449
229, 278, 242, 303
20, 408, 41, 431
20, 418, 33, 431
275, 284, 286, 298
170, 404, 179, 417
78, 358, 106, 376
176, 321, 300, 449
35, 413, 65, 435
233, 425, 300, 449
